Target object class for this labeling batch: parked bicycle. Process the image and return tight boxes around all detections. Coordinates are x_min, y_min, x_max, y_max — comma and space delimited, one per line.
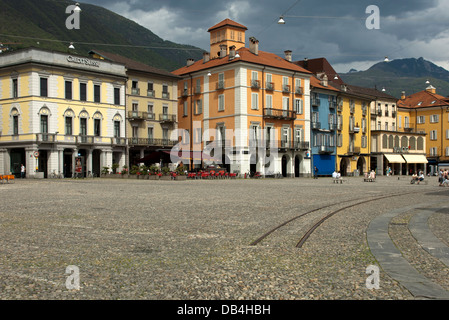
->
50, 170, 63, 179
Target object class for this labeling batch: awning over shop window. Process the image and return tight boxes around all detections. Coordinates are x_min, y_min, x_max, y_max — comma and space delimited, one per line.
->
384, 154, 405, 163
402, 154, 428, 164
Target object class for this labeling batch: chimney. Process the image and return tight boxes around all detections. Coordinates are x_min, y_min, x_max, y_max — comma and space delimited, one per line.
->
218, 44, 227, 58
229, 45, 236, 60
401, 91, 406, 100
249, 37, 259, 55
426, 85, 436, 94
321, 74, 328, 87
203, 52, 210, 63
186, 58, 195, 67
284, 50, 292, 62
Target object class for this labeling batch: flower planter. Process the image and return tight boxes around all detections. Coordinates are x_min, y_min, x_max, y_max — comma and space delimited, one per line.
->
160, 175, 171, 180
148, 175, 160, 180
175, 175, 187, 180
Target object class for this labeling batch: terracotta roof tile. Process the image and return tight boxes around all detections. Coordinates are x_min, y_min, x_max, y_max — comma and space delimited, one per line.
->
172, 47, 311, 76
207, 19, 248, 32
397, 90, 449, 108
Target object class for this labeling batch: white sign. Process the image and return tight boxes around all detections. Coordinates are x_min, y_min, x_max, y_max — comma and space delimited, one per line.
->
67, 55, 100, 67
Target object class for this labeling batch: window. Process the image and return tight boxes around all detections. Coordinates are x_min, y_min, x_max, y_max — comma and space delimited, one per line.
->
147, 103, 154, 119
114, 87, 120, 105
148, 127, 153, 141
65, 117, 72, 135
295, 99, 303, 114
65, 81, 72, 100
398, 115, 402, 128
40, 77, 48, 97
417, 116, 425, 124
162, 85, 169, 98
13, 115, 18, 135
430, 114, 439, 123
94, 84, 101, 103
94, 119, 101, 137
114, 121, 120, 138
218, 73, 225, 89
251, 93, 259, 110
430, 130, 438, 140
430, 147, 438, 156
80, 118, 87, 136
266, 95, 273, 109
162, 128, 169, 142
195, 99, 202, 115
196, 79, 201, 94
131, 80, 139, 95
362, 135, 367, 148
12, 78, 18, 98
147, 82, 154, 97
337, 134, 343, 147
218, 94, 225, 111
183, 101, 188, 117
40, 115, 48, 133
80, 83, 87, 101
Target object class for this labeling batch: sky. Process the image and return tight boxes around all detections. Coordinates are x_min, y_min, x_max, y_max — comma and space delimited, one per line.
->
79, 0, 449, 73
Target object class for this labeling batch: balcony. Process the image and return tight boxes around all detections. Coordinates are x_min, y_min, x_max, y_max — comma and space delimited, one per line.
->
293, 141, 310, 150
162, 92, 170, 99
266, 82, 275, 91
146, 112, 156, 121
295, 87, 303, 95
131, 88, 140, 95
329, 123, 337, 131
128, 111, 146, 120
147, 90, 155, 97
111, 137, 127, 146
182, 89, 189, 97
311, 122, 321, 130
128, 138, 178, 147
329, 101, 337, 109
370, 109, 377, 117
217, 81, 225, 90
77, 135, 94, 145
404, 123, 415, 132
263, 108, 296, 120
36, 133, 57, 143
392, 111, 396, 118
319, 145, 334, 154
282, 85, 290, 93
311, 98, 320, 107
159, 114, 176, 123
251, 79, 260, 89
385, 110, 389, 117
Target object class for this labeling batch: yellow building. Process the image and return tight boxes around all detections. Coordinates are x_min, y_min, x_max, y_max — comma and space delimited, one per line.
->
0, 48, 127, 177
88, 50, 180, 167
336, 85, 372, 176
397, 85, 449, 174
173, 19, 312, 177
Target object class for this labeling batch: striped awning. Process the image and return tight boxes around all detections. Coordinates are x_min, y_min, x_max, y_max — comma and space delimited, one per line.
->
384, 154, 405, 163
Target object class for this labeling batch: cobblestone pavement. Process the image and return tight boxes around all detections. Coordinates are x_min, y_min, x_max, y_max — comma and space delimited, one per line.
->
0, 175, 448, 300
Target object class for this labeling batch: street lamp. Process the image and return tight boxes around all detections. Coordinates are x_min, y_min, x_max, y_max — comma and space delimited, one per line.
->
278, 16, 285, 24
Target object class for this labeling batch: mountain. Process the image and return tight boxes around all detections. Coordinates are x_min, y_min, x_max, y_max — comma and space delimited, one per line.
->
340, 57, 449, 99
0, 0, 204, 71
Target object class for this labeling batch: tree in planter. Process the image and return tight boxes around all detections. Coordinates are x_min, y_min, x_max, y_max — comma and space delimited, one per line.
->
130, 165, 140, 175
101, 166, 110, 175
111, 163, 119, 174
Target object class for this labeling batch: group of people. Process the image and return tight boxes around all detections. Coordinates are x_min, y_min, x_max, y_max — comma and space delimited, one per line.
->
411, 170, 425, 184
332, 170, 342, 180
438, 169, 449, 186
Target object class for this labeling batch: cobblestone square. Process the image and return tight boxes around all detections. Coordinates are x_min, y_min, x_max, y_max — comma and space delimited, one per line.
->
1, 176, 448, 300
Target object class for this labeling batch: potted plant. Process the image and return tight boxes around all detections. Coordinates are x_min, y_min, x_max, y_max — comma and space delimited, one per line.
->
111, 163, 119, 174
148, 165, 160, 180
160, 166, 171, 180
120, 165, 129, 178
101, 166, 110, 177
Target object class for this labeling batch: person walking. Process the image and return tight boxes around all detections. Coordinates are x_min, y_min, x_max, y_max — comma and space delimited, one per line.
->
21, 164, 25, 178
314, 166, 318, 179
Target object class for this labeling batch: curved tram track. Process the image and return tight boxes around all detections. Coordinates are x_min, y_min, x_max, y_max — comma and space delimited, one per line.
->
250, 191, 440, 248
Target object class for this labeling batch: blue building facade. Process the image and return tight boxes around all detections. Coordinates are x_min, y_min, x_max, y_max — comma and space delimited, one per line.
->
310, 76, 339, 176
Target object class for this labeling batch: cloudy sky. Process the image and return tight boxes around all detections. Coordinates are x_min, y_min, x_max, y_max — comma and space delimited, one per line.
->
80, 0, 449, 72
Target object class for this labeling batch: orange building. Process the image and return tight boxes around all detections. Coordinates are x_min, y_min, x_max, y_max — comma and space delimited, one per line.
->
172, 19, 312, 177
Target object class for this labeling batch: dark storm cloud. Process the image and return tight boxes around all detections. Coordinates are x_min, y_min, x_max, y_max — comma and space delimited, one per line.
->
79, 0, 449, 71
